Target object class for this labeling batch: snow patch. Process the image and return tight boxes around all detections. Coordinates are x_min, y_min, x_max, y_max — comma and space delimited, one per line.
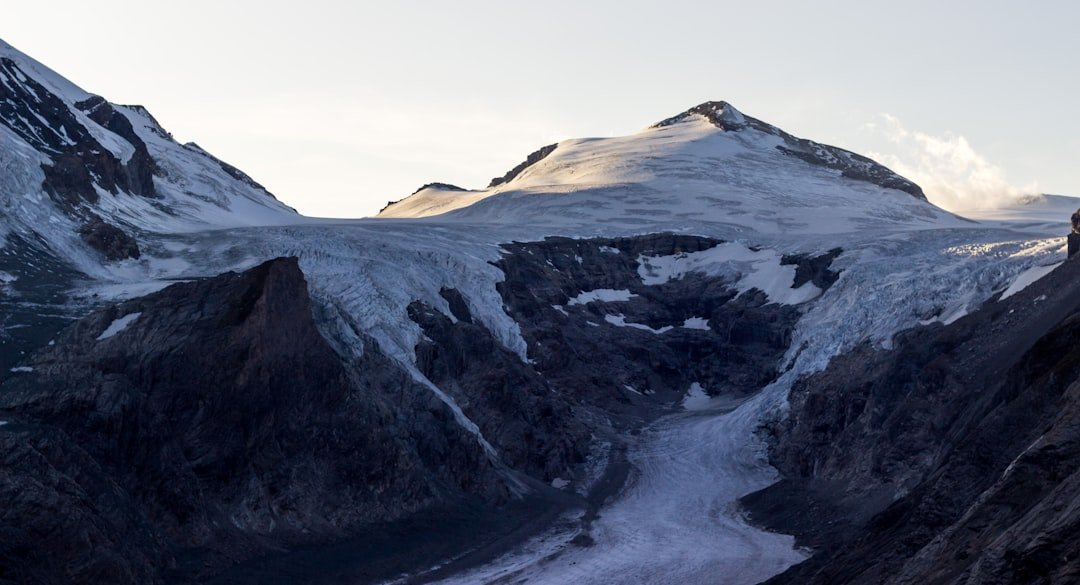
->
604, 314, 672, 334
1000, 262, 1061, 300
681, 382, 712, 411
551, 478, 571, 489
567, 288, 637, 306
96, 312, 142, 340
682, 317, 710, 330
9, 366, 32, 373
638, 243, 822, 305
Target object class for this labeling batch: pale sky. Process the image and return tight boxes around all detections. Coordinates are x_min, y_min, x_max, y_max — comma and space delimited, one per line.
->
4, 1, 1077, 217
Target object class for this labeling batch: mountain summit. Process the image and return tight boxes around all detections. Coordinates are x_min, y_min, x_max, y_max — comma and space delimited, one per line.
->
378, 100, 935, 232
655, 101, 925, 199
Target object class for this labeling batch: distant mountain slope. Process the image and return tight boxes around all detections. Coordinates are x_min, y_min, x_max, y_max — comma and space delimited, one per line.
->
0, 38, 298, 274
378, 101, 949, 235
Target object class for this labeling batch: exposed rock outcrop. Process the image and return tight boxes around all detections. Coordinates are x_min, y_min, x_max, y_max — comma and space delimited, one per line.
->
782, 248, 843, 289
410, 288, 590, 481
412, 182, 466, 195
0, 58, 157, 207
493, 234, 840, 411
74, 95, 158, 197
78, 215, 140, 261
1068, 208, 1080, 258
488, 143, 558, 188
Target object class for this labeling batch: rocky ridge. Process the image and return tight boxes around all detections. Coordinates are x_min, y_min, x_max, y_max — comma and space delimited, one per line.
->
654, 101, 926, 200
746, 247, 1080, 584
0, 258, 504, 584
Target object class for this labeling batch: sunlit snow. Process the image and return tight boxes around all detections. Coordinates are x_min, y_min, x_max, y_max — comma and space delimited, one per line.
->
1000, 262, 1061, 300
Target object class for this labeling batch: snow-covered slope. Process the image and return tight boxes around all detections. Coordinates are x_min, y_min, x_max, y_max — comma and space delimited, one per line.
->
379, 101, 955, 235
0, 37, 299, 276
378, 182, 489, 219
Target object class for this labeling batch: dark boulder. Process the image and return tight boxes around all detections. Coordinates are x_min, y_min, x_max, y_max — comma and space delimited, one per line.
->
78, 216, 141, 261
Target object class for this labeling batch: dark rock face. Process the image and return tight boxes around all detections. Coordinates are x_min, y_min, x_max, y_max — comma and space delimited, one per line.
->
488, 143, 558, 188
1068, 208, 1080, 258
748, 254, 1080, 584
782, 248, 843, 289
492, 234, 840, 411
654, 101, 926, 200
75, 95, 158, 197
0, 258, 502, 584
409, 288, 590, 481
0, 58, 157, 207
78, 216, 141, 260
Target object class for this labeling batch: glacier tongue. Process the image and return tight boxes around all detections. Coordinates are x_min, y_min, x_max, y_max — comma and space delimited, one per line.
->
411, 217, 1065, 585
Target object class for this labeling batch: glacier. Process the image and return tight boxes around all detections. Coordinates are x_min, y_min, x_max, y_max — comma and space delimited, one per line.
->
0, 35, 1074, 584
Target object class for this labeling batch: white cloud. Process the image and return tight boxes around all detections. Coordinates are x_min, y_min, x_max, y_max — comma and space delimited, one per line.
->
865, 114, 1039, 211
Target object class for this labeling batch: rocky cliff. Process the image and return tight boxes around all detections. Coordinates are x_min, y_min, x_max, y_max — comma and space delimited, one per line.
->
746, 251, 1080, 584
0, 258, 504, 584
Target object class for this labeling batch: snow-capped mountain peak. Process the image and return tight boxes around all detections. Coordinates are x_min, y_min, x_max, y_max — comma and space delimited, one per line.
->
654, 100, 925, 199
652, 100, 749, 130
379, 100, 939, 235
